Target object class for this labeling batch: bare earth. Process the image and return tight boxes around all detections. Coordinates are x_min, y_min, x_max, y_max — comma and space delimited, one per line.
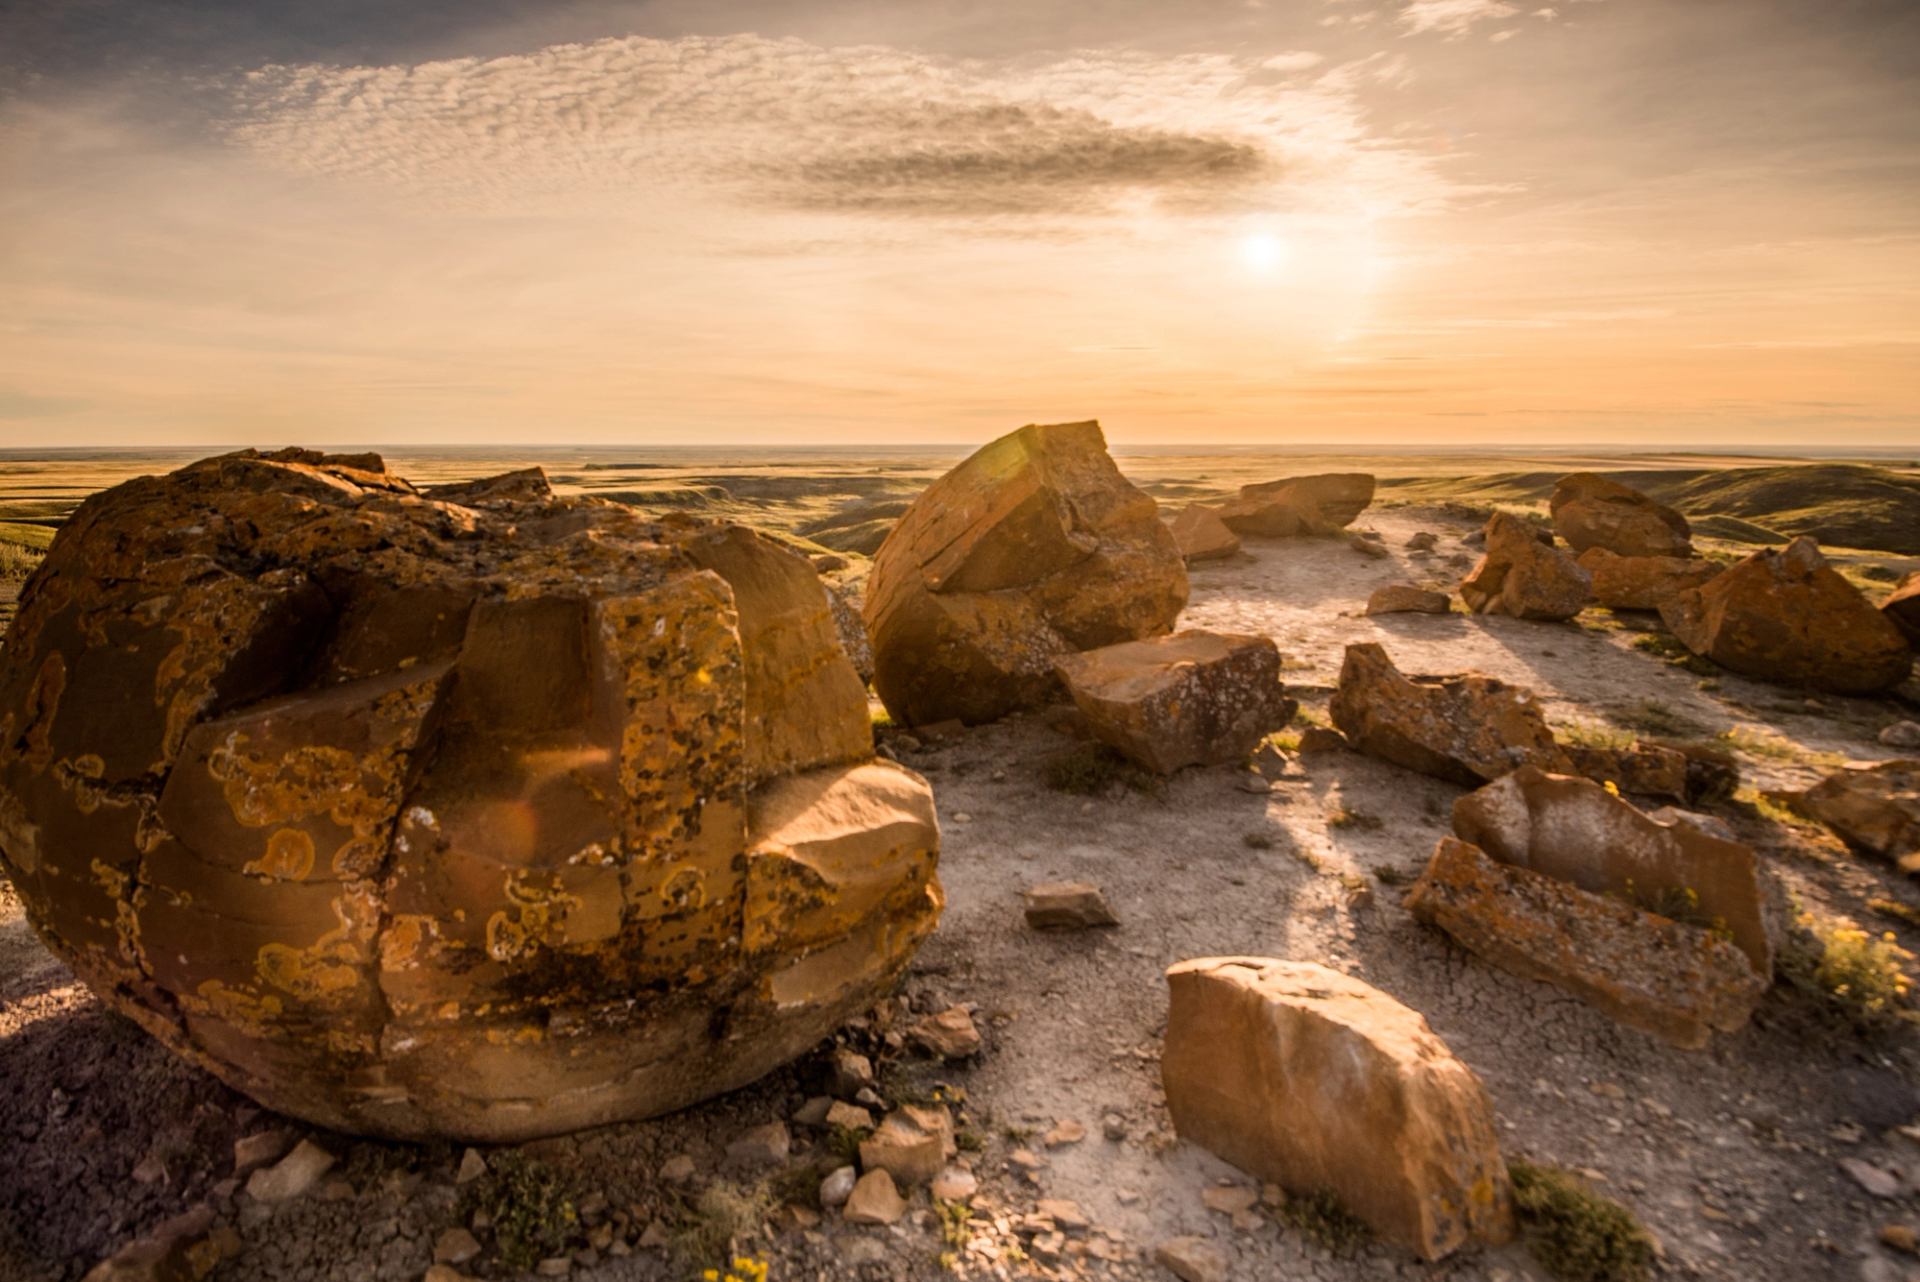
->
4, 491, 1920, 1282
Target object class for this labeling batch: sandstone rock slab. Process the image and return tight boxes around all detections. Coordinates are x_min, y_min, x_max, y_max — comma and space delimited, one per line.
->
1214, 474, 1375, 538
1787, 760, 1920, 869
1054, 630, 1296, 774
1162, 957, 1513, 1261
1460, 513, 1591, 621
0, 449, 940, 1141
1407, 836, 1766, 1048
1165, 505, 1241, 562
1550, 474, 1692, 558
1576, 548, 1718, 611
1023, 882, 1118, 929
1366, 584, 1451, 616
1660, 537, 1911, 693
863, 421, 1187, 727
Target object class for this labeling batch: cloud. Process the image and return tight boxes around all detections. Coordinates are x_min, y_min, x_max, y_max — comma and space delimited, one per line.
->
1399, 0, 1518, 35
216, 34, 1452, 223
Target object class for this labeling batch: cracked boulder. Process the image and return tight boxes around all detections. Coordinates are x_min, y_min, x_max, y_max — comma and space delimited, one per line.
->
1162, 957, 1514, 1261
1213, 473, 1375, 538
0, 448, 941, 1141
1164, 505, 1240, 563
1784, 760, 1920, 871
1659, 537, 1912, 693
1459, 513, 1591, 621
1885, 572, 1920, 646
863, 421, 1187, 727
1575, 548, 1718, 612
1053, 630, 1297, 774
1549, 474, 1692, 558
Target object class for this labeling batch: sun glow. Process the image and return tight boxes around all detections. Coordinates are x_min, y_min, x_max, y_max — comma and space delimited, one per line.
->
1239, 233, 1291, 274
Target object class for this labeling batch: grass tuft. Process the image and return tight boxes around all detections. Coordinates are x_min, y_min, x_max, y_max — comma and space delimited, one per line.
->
1040, 743, 1157, 796
1509, 1161, 1655, 1282
1278, 1188, 1370, 1254
460, 1153, 581, 1273
1780, 907, 1917, 1034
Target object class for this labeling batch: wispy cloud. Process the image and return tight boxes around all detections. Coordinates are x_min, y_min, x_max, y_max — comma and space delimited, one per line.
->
1399, 0, 1518, 35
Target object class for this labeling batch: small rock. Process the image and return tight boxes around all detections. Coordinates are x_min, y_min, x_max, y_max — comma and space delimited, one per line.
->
792, 1095, 834, 1126
130, 1154, 168, 1187
423, 1267, 469, 1282
1042, 1119, 1086, 1148
1349, 533, 1390, 559
910, 1006, 982, 1059
1036, 1199, 1089, 1232
844, 1170, 908, 1225
1154, 1235, 1229, 1282
1882, 1224, 1918, 1255
454, 1149, 487, 1186
931, 1167, 978, 1202
659, 1154, 696, 1184
1102, 1114, 1128, 1141
826, 1101, 874, 1131
820, 1165, 859, 1208
1881, 721, 1920, 749
1297, 726, 1350, 755
1024, 882, 1118, 930
1406, 532, 1439, 551
726, 1121, 791, 1167
535, 1258, 571, 1277
79, 1206, 215, 1282
245, 1140, 336, 1203
232, 1130, 290, 1176
1842, 1157, 1904, 1199
860, 1105, 954, 1185
434, 1228, 482, 1265
827, 1049, 876, 1098
1366, 584, 1451, 616
1202, 1184, 1259, 1216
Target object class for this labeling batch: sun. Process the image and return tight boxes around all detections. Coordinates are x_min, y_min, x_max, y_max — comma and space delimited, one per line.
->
1239, 233, 1291, 274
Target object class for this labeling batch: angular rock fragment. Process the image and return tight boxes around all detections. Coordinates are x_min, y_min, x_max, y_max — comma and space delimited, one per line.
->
1550, 474, 1692, 558
1460, 513, 1591, 621
0, 448, 941, 1141
1023, 882, 1118, 930
843, 1170, 907, 1225
1365, 584, 1451, 616
1162, 957, 1513, 1261
1576, 548, 1718, 611
1214, 474, 1375, 538
1785, 760, 1920, 870
1452, 766, 1774, 977
1153, 1236, 1229, 1282
1329, 643, 1569, 786
909, 1006, 982, 1059
80, 1206, 218, 1282
859, 1105, 955, 1186
1165, 505, 1241, 562
1407, 836, 1766, 1049
1659, 537, 1912, 693
1054, 630, 1296, 774
1562, 743, 1690, 802
863, 421, 1187, 726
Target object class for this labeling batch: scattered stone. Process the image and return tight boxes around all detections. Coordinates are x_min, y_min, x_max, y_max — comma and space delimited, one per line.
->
1102, 1113, 1129, 1141
931, 1167, 978, 1202
1785, 760, 1920, 869
1297, 726, 1351, 755
1023, 882, 1119, 930
1153, 1236, 1229, 1282
1407, 836, 1768, 1049
1162, 958, 1514, 1260
455, 1149, 487, 1186
843, 1170, 908, 1225
1460, 512, 1591, 621
820, 1165, 858, 1208
1454, 766, 1774, 978
245, 1140, 335, 1203
1202, 1184, 1260, 1216
1660, 537, 1913, 693
792, 1096, 834, 1126
1043, 1119, 1086, 1148
827, 1049, 876, 1098
1214, 473, 1376, 538
0, 450, 941, 1141
1550, 474, 1692, 558
726, 1121, 792, 1167
860, 1105, 955, 1186
864, 420, 1188, 726
535, 1257, 570, 1276
80, 1206, 217, 1282
1563, 742, 1690, 802
1881, 1224, 1918, 1255
1165, 505, 1242, 562
1366, 584, 1451, 616
1054, 630, 1297, 774
1842, 1158, 1904, 1199
910, 1006, 983, 1059
1881, 722, 1920, 750
231, 1131, 290, 1176
1576, 548, 1718, 611
1330, 642, 1568, 786
1348, 532, 1389, 559
826, 1101, 875, 1131
1036, 1199, 1089, 1231
422, 1268, 468, 1282
434, 1228, 482, 1265
1406, 531, 1439, 551
659, 1155, 696, 1184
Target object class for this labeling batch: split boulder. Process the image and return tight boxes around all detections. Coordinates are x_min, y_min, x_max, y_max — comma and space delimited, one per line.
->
1053, 630, 1297, 774
1786, 760, 1920, 871
863, 421, 1188, 726
1162, 957, 1513, 1261
1165, 505, 1241, 562
1576, 548, 1719, 612
1550, 474, 1692, 558
1214, 474, 1375, 538
1460, 513, 1591, 621
1659, 537, 1912, 693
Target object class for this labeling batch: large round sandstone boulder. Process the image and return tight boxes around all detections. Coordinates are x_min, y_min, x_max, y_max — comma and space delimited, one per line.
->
864, 421, 1188, 726
0, 449, 942, 1141
1550, 473, 1692, 558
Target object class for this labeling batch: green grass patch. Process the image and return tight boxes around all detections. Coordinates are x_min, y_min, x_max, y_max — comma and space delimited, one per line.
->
459, 1153, 581, 1273
1604, 699, 1707, 740
1040, 743, 1158, 797
1278, 1188, 1370, 1255
1628, 632, 1718, 675
1509, 1160, 1655, 1282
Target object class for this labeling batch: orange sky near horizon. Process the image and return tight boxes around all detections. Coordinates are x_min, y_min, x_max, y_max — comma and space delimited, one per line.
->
2, 0, 1917, 449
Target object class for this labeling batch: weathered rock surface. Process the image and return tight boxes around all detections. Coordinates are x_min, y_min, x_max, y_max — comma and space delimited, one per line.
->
859, 1104, 955, 1185
1550, 473, 1692, 558
1365, 584, 1451, 616
1329, 643, 1569, 786
1885, 572, 1920, 646
1659, 537, 1912, 693
0, 448, 942, 1141
1164, 505, 1241, 562
1576, 548, 1719, 611
1460, 513, 1591, 621
1562, 743, 1690, 802
1023, 881, 1118, 929
1407, 836, 1767, 1049
863, 421, 1187, 726
1162, 957, 1513, 1261
1787, 760, 1920, 870
1053, 630, 1296, 774
843, 1170, 907, 1224
1214, 474, 1375, 538
1452, 767, 1774, 978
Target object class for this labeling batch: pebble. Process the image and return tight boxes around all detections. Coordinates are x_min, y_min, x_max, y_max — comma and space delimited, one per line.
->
931, 1167, 978, 1202
434, 1227, 481, 1265
910, 1006, 983, 1059
232, 1130, 291, 1175
454, 1149, 487, 1185
844, 1170, 907, 1225
245, 1140, 336, 1203
827, 1049, 875, 1098
1881, 722, 1920, 749
659, 1154, 696, 1183
1841, 1157, 1904, 1199
725, 1121, 791, 1167
820, 1165, 858, 1208
1042, 1119, 1085, 1148
1154, 1235, 1229, 1282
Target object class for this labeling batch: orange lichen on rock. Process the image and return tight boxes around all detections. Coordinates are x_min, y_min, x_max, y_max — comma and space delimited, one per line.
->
0, 448, 939, 1141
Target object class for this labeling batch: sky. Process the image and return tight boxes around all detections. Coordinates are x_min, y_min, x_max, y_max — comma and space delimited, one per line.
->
1, 0, 1917, 448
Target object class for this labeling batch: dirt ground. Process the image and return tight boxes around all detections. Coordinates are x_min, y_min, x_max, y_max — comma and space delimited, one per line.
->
5, 503, 1920, 1282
